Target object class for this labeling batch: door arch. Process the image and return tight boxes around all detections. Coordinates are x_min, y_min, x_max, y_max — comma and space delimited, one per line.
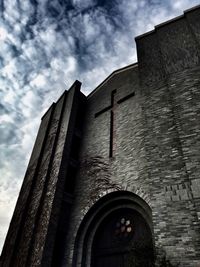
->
91, 208, 154, 267
72, 191, 155, 267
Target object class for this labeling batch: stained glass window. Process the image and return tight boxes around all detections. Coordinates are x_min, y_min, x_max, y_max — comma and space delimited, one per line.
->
114, 216, 134, 238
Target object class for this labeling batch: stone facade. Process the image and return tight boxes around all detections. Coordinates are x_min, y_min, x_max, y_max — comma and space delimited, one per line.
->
1, 5, 200, 267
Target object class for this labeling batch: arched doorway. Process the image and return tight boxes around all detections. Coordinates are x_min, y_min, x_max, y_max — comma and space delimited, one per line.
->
72, 191, 155, 267
91, 208, 154, 267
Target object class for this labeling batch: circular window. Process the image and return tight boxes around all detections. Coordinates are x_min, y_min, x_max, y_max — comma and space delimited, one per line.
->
114, 216, 134, 241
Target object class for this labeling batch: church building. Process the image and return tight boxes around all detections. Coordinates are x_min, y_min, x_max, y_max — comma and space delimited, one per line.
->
1, 5, 200, 267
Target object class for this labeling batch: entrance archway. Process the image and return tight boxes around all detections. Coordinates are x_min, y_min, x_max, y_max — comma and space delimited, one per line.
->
91, 208, 154, 267
73, 191, 154, 267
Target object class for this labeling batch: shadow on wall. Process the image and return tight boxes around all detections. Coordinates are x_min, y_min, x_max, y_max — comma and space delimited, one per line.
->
156, 248, 180, 267
124, 247, 180, 267
80, 156, 121, 202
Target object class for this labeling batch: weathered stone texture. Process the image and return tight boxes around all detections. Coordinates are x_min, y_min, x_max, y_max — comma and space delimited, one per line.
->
39, 82, 84, 266
185, 7, 200, 45
29, 88, 74, 266
63, 7, 200, 267
156, 18, 200, 73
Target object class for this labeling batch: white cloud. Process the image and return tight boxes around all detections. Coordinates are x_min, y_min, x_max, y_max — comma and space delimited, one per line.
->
0, 27, 8, 41
2, 61, 16, 80
30, 74, 46, 87
20, 118, 40, 161
170, 0, 200, 11
3, 90, 16, 106
0, 114, 14, 124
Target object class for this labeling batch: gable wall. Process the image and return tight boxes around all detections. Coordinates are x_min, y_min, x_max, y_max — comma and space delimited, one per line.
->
63, 6, 200, 267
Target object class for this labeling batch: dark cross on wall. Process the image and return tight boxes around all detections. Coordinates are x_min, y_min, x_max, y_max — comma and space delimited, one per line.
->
95, 90, 135, 157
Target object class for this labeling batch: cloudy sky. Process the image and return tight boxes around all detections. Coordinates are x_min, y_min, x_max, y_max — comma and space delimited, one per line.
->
0, 0, 199, 252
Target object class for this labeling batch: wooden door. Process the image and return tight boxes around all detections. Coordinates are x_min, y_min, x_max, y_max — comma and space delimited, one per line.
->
91, 208, 154, 267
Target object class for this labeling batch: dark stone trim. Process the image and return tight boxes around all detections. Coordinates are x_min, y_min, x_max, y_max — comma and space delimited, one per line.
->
117, 91, 135, 104
95, 105, 112, 118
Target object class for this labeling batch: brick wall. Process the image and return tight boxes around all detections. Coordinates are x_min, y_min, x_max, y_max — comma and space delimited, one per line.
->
63, 7, 200, 267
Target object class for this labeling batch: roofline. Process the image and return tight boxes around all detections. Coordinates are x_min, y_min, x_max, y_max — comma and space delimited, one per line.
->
184, 4, 200, 13
41, 80, 81, 120
87, 62, 138, 99
135, 4, 200, 41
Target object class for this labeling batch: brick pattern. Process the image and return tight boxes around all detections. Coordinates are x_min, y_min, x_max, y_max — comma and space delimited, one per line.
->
63, 7, 200, 267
